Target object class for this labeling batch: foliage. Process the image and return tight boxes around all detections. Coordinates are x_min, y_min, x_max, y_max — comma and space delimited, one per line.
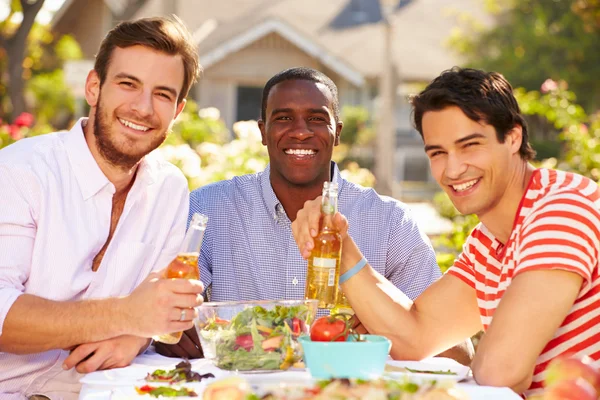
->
1, 5, 81, 127
448, 0, 600, 112
339, 105, 374, 146
163, 103, 230, 148
432, 192, 479, 273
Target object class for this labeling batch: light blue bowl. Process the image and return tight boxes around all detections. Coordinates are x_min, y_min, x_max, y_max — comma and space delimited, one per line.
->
299, 334, 391, 379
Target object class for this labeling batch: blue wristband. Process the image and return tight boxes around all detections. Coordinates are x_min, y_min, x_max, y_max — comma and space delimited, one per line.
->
339, 257, 367, 285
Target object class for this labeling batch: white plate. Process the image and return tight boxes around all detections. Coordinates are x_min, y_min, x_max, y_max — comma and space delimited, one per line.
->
80, 361, 223, 387
109, 382, 208, 399
384, 357, 470, 381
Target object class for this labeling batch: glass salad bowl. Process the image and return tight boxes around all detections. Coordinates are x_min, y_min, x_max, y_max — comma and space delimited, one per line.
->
194, 299, 318, 372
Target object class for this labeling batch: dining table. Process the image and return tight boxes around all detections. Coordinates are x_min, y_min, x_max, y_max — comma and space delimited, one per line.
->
79, 347, 522, 399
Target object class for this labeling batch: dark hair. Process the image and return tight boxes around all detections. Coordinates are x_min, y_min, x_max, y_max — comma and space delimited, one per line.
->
261, 67, 340, 121
410, 67, 535, 161
94, 16, 202, 104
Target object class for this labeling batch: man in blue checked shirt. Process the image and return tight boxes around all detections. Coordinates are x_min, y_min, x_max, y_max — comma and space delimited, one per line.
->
155, 67, 473, 364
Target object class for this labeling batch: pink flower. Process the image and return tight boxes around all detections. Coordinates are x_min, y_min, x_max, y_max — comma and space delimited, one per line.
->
13, 112, 34, 128
541, 79, 558, 93
8, 124, 22, 140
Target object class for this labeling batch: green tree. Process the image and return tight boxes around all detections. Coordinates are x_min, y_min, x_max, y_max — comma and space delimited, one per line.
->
1, 1, 82, 127
448, 0, 600, 112
0, 0, 45, 120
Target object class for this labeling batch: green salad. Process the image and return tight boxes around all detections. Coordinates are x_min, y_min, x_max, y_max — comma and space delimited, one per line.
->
200, 304, 313, 371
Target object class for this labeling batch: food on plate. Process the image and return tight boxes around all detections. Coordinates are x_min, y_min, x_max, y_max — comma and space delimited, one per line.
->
145, 360, 215, 384
405, 368, 458, 376
198, 304, 313, 371
384, 364, 459, 376
202, 376, 252, 400
202, 377, 468, 399
135, 385, 198, 397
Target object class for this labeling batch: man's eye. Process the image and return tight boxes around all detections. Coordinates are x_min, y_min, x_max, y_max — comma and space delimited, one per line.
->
120, 81, 134, 87
465, 142, 479, 148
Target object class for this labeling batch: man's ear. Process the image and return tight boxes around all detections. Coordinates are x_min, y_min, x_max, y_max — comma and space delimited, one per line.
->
258, 119, 267, 146
84, 70, 101, 107
334, 121, 343, 146
507, 125, 523, 155
174, 99, 186, 120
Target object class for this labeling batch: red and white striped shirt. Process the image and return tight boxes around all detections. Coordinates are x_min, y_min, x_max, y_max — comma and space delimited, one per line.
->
448, 168, 600, 396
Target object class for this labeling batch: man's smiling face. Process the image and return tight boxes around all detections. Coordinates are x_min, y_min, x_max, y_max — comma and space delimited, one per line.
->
259, 79, 341, 189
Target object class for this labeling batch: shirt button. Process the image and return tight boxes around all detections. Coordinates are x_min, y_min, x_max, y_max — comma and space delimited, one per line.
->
292, 277, 298, 285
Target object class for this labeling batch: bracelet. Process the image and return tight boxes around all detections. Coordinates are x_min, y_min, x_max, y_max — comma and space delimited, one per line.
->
339, 257, 367, 285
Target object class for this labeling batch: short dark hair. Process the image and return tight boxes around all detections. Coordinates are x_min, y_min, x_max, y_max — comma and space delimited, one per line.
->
410, 67, 536, 161
261, 67, 340, 121
94, 16, 202, 104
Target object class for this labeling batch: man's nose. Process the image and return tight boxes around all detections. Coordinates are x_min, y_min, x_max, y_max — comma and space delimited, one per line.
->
444, 152, 468, 180
288, 118, 314, 141
129, 90, 154, 118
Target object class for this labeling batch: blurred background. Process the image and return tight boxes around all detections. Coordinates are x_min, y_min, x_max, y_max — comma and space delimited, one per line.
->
1, 0, 599, 270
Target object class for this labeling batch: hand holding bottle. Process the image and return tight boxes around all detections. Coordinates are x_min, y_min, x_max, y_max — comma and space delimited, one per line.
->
153, 213, 208, 344
292, 196, 349, 260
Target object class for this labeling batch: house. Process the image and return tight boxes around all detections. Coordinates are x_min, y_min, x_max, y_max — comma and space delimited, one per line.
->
52, 0, 491, 195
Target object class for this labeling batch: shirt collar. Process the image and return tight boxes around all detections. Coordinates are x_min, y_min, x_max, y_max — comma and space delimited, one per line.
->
63, 118, 155, 200
260, 161, 344, 219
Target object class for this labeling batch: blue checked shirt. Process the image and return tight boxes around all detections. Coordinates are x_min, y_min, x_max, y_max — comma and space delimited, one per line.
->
189, 163, 441, 309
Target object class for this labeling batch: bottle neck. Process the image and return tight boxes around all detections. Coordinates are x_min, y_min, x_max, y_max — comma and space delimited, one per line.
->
322, 213, 335, 230
320, 195, 338, 231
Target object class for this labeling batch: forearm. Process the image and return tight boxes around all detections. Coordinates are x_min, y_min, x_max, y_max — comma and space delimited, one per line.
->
340, 238, 433, 359
0, 294, 131, 354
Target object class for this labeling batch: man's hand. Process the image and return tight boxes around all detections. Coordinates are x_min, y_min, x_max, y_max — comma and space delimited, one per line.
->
154, 327, 204, 359
62, 335, 150, 374
120, 269, 205, 338
291, 197, 349, 259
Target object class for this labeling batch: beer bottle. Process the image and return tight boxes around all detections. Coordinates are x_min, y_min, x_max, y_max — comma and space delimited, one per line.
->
153, 213, 208, 344
332, 290, 354, 316
305, 182, 341, 309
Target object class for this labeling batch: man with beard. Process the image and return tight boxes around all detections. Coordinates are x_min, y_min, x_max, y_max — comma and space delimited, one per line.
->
0, 17, 204, 399
155, 67, 473, 365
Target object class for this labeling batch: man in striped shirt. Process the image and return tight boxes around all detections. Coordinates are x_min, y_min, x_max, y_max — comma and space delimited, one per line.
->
155, 67, 473, 364
292, 67, 599, 397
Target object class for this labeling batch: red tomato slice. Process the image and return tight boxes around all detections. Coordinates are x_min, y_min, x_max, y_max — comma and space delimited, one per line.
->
234, 333, 254, 351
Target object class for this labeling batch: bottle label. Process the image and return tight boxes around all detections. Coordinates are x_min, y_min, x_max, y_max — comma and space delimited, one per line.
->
313, 257, 336, 287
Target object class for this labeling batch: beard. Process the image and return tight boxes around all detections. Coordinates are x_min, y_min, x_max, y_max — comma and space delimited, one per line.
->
93, 94, 168, 170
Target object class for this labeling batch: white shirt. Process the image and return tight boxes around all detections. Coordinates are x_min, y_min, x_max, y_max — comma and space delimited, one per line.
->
0, 119, 189, 397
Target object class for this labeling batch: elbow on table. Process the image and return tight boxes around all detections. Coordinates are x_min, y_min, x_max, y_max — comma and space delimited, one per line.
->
473, 361, 533, 394
388, 335, 435, 361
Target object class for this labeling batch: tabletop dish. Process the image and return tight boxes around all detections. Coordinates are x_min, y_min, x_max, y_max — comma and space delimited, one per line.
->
195, 299, 318, 372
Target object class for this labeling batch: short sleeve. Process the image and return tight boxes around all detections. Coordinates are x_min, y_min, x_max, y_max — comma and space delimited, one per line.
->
514, 190, 599, 292
446, 227, 481, 290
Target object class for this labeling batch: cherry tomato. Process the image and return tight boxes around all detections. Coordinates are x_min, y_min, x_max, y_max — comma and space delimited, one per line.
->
310, 315, 349, 342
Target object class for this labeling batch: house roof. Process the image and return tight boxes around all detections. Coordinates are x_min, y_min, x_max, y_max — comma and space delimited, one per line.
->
187, 0, 492, 82
51, 0, 493, 83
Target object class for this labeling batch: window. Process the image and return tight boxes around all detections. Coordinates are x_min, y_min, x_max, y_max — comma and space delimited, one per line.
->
236, 86, 263, 121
